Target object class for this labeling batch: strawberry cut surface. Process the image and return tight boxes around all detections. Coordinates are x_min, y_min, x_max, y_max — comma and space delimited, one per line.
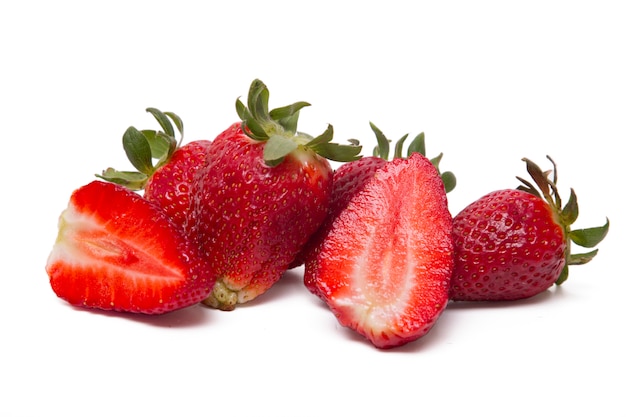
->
46, 181, 215, 314
294, 156, 388, 271
305, 153, 453, 349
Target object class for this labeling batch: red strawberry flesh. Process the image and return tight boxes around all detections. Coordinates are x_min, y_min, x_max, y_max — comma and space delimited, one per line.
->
46, 181, 215, 314
298, 156, 387, 290
306, 154, 453, 348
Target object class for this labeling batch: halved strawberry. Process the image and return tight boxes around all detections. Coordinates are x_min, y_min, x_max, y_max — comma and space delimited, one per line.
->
304, 153, 454, 349
46, 180, 215, 314
295, 122, 455, 274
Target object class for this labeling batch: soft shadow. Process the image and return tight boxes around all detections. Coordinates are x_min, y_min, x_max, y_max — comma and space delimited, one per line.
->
397, 314, 455, 353
69, 302, 212, 328
234, 269, 311, 309
320, 287, 567, 353
126, 304, 212, 328
445, 285, 565, 310
328, 326, 434, 353
326, 313, 450, 354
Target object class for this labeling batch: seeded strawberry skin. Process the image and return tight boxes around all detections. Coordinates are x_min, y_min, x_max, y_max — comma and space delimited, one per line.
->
450, 189, 567, 301
144, 140, 212, 231
188, 123, 333, 308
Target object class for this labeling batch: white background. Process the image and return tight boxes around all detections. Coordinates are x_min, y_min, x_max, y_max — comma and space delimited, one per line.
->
2, 1, 624, 416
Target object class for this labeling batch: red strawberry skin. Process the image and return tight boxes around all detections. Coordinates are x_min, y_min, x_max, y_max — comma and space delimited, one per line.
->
449, 189, 566, 301
304, 153, 454, 349
46, 181, 215, 314
188, 123, 333, 309
143, 140, 212, 230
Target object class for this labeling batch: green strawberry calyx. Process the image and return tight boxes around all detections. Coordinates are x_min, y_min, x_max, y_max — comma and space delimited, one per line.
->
369, 122, 456, 193
516, 156, 610, 285
236, 79, 362, 167
97, 108, 184, 190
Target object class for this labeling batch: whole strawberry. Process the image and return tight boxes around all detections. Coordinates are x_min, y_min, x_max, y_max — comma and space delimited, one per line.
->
450, 156, 609, 301
98, 108, 211, 231
188, 79, 362, 311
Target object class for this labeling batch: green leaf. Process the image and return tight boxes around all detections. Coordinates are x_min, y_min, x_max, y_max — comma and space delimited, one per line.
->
568, 249, 599, 266
164, 111, 184, 139
235, 79, 362, 163
146, 108, 175, 138
264, 135, 298, 166
277, 113, 299, 135
555, 264, 569, 285
522, 157, 551, 199
313, 142, 362, 162
307, 124, 361, 161
369, 122, 390, 160
570, 218, 610, 248
441, 171, 457, 193
237, 97, 269, 140
270, 101, 310, 132
407, 132, 426, 156
242, 120, 270, 141
516, 177, 541, 198
561, 188, 579, 226
96, 168, 148, 190
248, 79, 271, 122
237, 81, 311, 139
269, 101, 311, 120
139, 130, 167, 161
236, 97, 248, 121
306, 124, 334, 148
156, 131, 178, 167
393, 134, 409, 159
546, 156, 562, 209
122, 127, 154, 175
429, 152, 443, 171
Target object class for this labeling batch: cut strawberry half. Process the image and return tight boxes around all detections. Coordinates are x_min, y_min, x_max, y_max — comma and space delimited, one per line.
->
304, 153, 454, 348
46, 181, 215, 314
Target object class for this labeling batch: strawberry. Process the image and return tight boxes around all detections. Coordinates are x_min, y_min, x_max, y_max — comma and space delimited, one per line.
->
46, 180, 215, 314
294, 122, 455, 274
293, 156, 387, 276
143, 140, 212, 229
303, 151, 454, 349
187, 79, 362, 311
449, 156, 610, 301
98, 108, 211, 230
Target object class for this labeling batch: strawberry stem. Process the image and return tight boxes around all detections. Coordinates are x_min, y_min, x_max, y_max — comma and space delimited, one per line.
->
516, 156, 610, 284
369, 123, 456, 193
236, 79, 362, 165
97, 108, 184, 190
